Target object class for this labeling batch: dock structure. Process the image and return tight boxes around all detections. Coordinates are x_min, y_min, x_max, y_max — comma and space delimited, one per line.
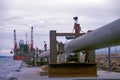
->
11, 67, 120, 80
49, 30, 97, 77
50, 32, 85, 64
39, 18, 120, 77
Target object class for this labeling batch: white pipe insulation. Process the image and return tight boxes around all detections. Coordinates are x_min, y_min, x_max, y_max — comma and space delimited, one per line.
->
64, 18, 120, 53
39, 50, 50, 58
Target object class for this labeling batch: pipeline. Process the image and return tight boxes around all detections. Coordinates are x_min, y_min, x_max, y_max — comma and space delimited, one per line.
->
39, 50, 50, 58
64, 18, 120, 53
39, 18, 120, 58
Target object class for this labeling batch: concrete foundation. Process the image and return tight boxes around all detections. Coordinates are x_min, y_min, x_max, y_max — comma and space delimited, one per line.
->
49, 63, 97, 77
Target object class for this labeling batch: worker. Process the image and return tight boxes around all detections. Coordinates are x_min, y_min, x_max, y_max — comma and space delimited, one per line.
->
57, 41, 64, 54
44, 41, 47, 51
57, 41, 65, 63
73, 17, 81, 38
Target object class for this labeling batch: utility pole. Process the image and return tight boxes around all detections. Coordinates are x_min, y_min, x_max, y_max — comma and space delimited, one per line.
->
26, 32, 28, 45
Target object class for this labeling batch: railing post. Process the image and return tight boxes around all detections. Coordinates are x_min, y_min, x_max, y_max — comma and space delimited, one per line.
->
50, 30, 57, 64
108, 47, 111, 72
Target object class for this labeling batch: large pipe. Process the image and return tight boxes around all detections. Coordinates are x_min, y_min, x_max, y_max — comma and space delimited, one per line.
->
39, 50, 50, 58
64, 18, 120, 53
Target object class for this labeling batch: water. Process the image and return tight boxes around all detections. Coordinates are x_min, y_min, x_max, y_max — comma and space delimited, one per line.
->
0, 57, 22, 80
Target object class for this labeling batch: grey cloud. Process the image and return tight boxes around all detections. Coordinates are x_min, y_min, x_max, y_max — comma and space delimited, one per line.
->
3, 17, 22, 21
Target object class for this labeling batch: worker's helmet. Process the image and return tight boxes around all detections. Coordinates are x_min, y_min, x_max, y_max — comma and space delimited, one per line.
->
73, 17, 78, 21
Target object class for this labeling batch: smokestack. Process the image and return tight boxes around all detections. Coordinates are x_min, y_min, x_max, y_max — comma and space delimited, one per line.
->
13, 29, 17, 52
30, 26, 34, 53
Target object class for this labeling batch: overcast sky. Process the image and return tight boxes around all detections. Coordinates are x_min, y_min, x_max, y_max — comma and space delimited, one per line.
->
0, 0, 120, 55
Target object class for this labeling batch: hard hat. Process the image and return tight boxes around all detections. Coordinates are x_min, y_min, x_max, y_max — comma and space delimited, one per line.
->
73, 17, 78, 21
